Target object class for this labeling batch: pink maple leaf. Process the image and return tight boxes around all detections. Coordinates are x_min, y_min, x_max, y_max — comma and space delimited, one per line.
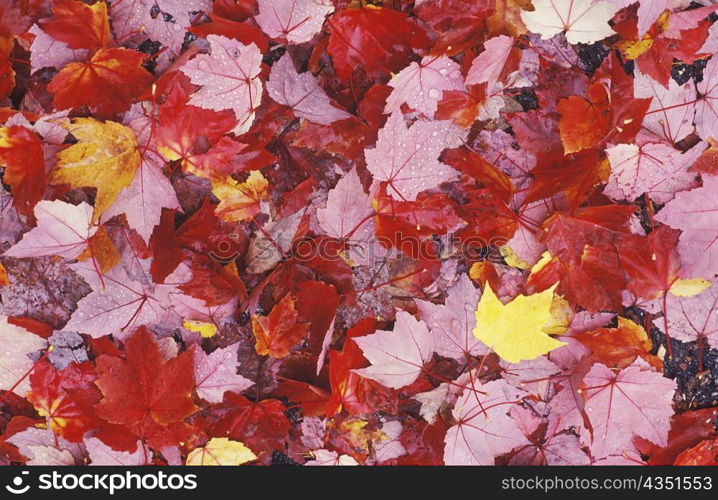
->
267, 52, 351, 125
603, 142, 701, 203
696, 55, 718, 141
352, 311, 433, 389
444, 378, 529, 465
0, 316, 47, 396
655, 176, 718, 277
316, 167, 383, 265
109, 0, 210, 60
365, 111, 462, 201
62, 261, 176, 340
181, 35, 263, 135
664, 279, 718, 348
3, 200, 96, 259
580, 360, 676, 460
415, 274, 487, 360
466, 35, 516, 93
634, 70, 696, 144
255, 0, 334, 44
29, 25, 88, 73
385, 55, 465, 119
85, 436, 148, 465
194, 343, 253, 403
104, 109, 180, 243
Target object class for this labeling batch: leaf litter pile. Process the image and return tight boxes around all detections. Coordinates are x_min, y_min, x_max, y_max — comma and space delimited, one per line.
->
1, 0, 718, 466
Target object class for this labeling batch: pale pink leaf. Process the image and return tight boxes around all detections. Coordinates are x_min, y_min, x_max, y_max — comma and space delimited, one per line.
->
181, 35, 263, 135
664, 279, 718, 348
510, 430, 590, 465
27, 445, 76, 465
696, 55, 718, 141
385, 55, 465, 119
85, 437, 148, 465
3, 200, 96, 259
581, 360, 676, 460
415, 274, 487, 360
29, 25, 88, 73
655, 176, 718, 277
0, 316, 47, 396
109, 0, 209, 58
194, 343, 253, 403
256, 0, 334, 44
634, 70, 696, 144
365, 111, 461, 201
466, 35, 515, 92
603, 142, 698, 203
267, 53, 351, 125
353, 311, 433, 389
520, 0, 619, 45
305, 449, 359, 466
105, 112, 180, 242
444, 379, 530, 465
62, 263, 175, 340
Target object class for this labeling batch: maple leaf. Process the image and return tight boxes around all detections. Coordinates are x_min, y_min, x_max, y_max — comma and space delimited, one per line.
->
104, 110, 180, 243
385, 55, 466, 119
581, 360, 676, 460
109, 0, 210, 60
28, 25, 89, 73
186, 438, 256, 465
557, 82, 611, 154
444, 379, 530, 465
603, 142, 699, 203
663, 280, 718, 348
84, 436, 147, 465
696, 55, 718, 141
194, 343, 253, 403
0, 125, 46, 219
473, 284, 565, 363
181, 35, 263, 135
50, 118, 141, 222
520, 0, 620, 45
210, 392, 291, 454
466, 35, 520, 94
655, 176, 718, 277
3, 200, 96, 259
212, 171, 268, 222
0, 315, 47, 396
94, 327, 198, 434
255, 0, 333, 44
267, 52, 351, 125
326, 5, 431, 82
415, 275, 488, 360
365, 111, 462, 201
61, 261, 174, 340
48, 48, 153, 117
575, 317, 661, 369
634, 70, 696, 144
352, 311, 433, 389
316, 167, 378, 264
39, 0, 110, 51
252, 294, 308, 358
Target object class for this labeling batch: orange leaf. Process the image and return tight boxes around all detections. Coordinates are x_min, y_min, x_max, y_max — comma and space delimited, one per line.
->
48, 48, 152, 117
252, 294, 308, 358
557, 82, 612, 154
39, 0, 110, 50
575, 317, 662, 370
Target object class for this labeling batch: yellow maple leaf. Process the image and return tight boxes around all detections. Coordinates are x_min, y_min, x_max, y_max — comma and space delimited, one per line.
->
669, 278, 711, 297
185, 438, 256, 466
473, 284, 566, 363
51, 118, 140, 221
212, 171, 268, 222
